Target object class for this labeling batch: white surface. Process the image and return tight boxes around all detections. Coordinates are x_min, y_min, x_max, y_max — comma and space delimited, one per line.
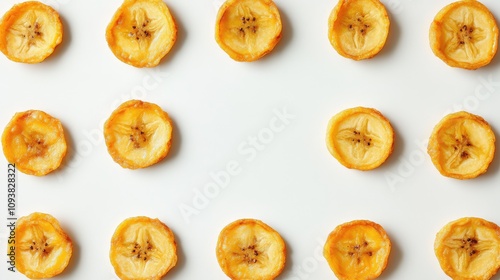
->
1, 0, 500, 279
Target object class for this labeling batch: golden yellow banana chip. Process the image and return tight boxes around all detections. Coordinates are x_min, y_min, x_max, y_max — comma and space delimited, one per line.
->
435, 217, 500, 280
215, 0, 282, 62
15, 212, 73, 279
1, 110, 67, 176
106, 0, 177, 68
427, 111, 495, 179
110, 216, 177, 280
429, 0, 499, 70
326, 107, 394, 170
216, 219, 286, 280
104, 100, 173, 169
328, 0, 390, 60
0, 1, 63, 63
323, 220, 391, 280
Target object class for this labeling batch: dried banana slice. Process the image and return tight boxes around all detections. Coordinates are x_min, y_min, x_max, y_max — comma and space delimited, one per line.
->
106, 0, 177, 68
435, 217, 500, 280
216, 219, 286, 280
323, 220, 391, 280
1, 110, 67, 176
215, 0, 282, 62
15, 212, 73, 279
429, 0, 499, 70
427, 111, 495, 179
0, 1, 63, 63
110, 216, 177, 280
104, 100, 173, 169
326, 107, 394, 170
328, 0, 390, 60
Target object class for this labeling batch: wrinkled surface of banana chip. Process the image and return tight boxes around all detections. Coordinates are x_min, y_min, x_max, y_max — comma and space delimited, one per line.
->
215, 0, 282, 62
2, 110, 67, 176
106, 0, 177, 68
326, 107, 394, 170
15, 212, 73, 279
328, 0, 390, 60
427, 111, 495, 179
429, 0, 499, 70
435, 217, 500, 280
110, 216, 177, 280
104, 100, 173, 169
0, 1, 63, 63
323, 220, 391, 280
216, 219, 286, 280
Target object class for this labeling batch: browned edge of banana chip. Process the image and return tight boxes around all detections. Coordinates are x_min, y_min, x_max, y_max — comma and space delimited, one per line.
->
0, 1, 63, 63
1, 109, 68, 176
110, 216, 178, 280
216, 218, 286, 280
427, 111, 495, 179
434, 217, 500, 280
215, 0, 283, 62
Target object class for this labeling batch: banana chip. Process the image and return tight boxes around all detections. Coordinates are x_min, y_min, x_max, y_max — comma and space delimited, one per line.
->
15, 212, 73, 279
435, 217, 500, 280
106, 0, 177, 68
326, 107, 394, 170
328, 0, 390, 60
0, 1, 63, 63
323, 220, 391, 280
427, 111, 495, 179
110, 216, 177, 280
104, 100, 173, 169
215, 0, 282, 62
216, 219, 286, 280
429, 0, 499, 70
2, 110, 67, 176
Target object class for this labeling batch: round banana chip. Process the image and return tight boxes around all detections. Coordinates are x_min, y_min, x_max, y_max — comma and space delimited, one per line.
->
429, 0, 499, 70
0, 1, 63, 63
110, 216, 177, 280
15, 212, 73, 279
215, 0, 282, 62
326, 107, 394, 170
328, 0, 390, 60
323, 220, 391, 280
216, 219, 286, 280
104, 100, 173, 169
435, 217, 500, 280
106, 0, 177, 68
1, 110, 67, 176
427, 111, 495, 179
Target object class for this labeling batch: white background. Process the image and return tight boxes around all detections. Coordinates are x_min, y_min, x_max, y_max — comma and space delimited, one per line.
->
1, 0, 500, 279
